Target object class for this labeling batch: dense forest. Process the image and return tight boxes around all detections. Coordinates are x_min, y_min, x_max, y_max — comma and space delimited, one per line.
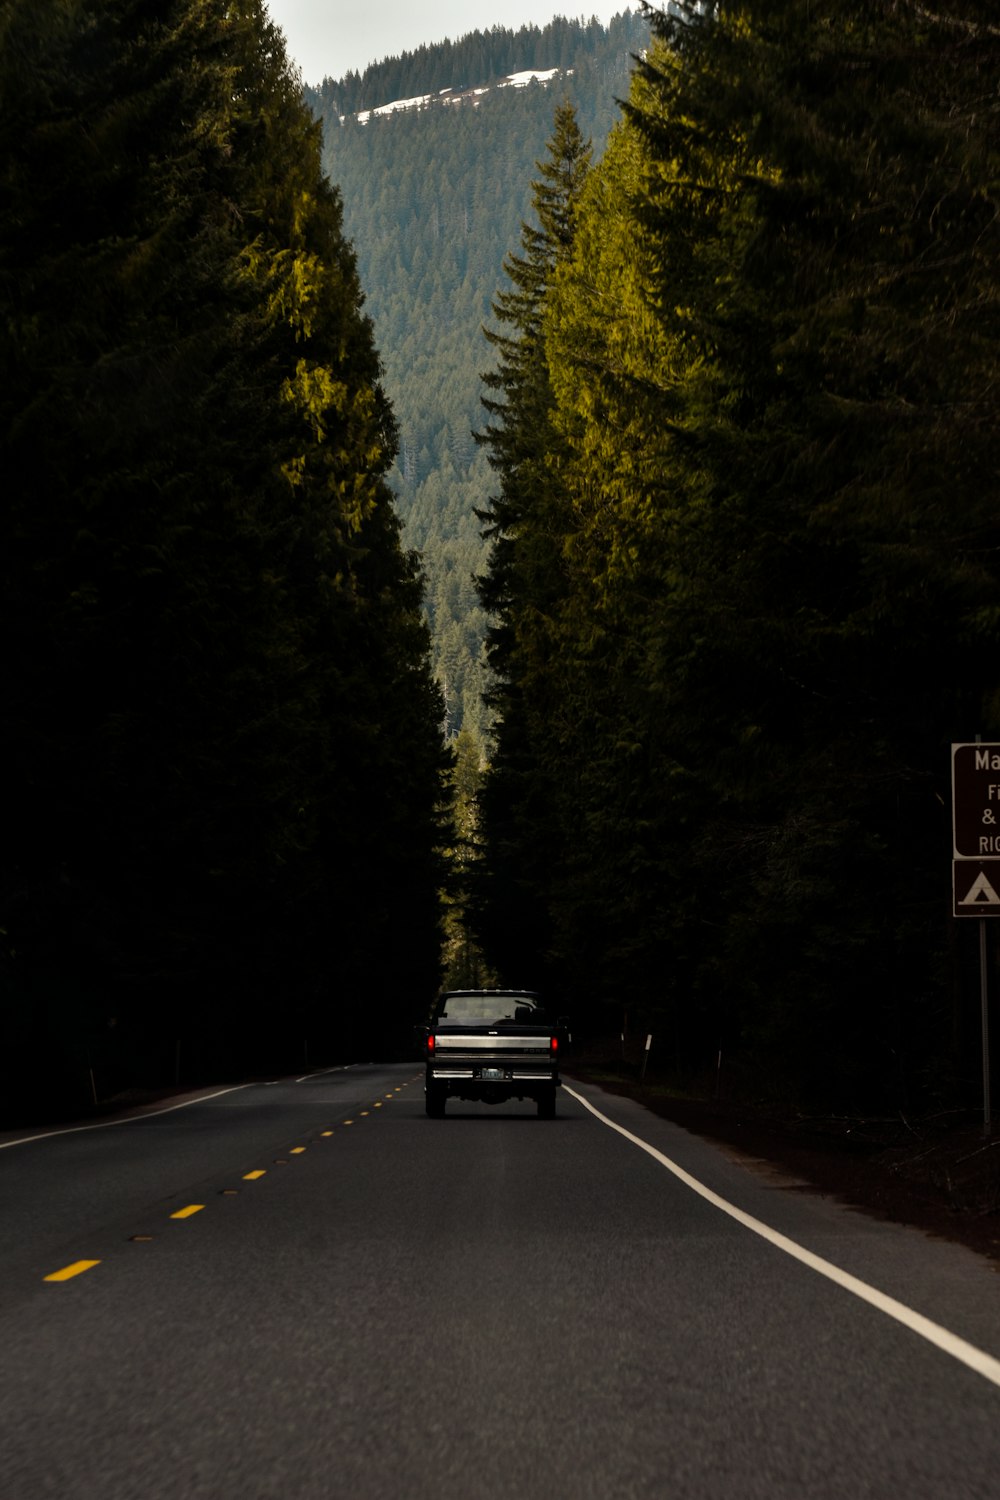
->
474, 0, 1000, 1112
307, 11, 652, 744
5, 1, 998, 1123
0, 0, 450, 1120
315, 15, 642, 120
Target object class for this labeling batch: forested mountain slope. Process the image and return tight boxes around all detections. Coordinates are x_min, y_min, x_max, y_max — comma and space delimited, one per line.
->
306, 12, 651, 743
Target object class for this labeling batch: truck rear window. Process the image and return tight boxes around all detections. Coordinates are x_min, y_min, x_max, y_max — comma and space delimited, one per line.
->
436, 994, 547, 1024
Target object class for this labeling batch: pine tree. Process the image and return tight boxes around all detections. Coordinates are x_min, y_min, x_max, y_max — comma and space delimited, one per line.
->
474, 100, 591, 990
536, 102, 698, 1025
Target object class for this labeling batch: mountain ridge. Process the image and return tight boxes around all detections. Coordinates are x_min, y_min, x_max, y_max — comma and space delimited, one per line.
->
350, 66, 570, 126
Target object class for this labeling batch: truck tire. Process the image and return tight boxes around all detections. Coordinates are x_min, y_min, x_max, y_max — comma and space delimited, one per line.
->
537, 1087, 556, 1119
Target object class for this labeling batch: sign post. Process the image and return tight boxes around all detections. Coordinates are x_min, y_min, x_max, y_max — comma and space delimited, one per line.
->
952, 742, 998, 1137
981, 922, 991, 1141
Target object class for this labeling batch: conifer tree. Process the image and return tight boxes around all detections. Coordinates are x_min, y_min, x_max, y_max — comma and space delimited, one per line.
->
538, 103, 702, 1024
474, 101, 591, 988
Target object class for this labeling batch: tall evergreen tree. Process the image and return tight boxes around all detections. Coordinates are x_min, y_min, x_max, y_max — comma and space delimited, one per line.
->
473, 101, 591, 991
538, 100, 704, 1029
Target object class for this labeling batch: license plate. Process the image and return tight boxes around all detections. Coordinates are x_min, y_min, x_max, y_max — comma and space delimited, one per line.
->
479, 1067, 507, 1081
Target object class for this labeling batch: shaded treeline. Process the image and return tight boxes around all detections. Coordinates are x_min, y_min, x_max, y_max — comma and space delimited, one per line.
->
315, 13, 640, 120
0, 0, 450, 1120
474, 1, 1000, 1111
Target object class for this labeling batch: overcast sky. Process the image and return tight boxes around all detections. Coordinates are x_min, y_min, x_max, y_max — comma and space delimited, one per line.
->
265, 2, 631, 83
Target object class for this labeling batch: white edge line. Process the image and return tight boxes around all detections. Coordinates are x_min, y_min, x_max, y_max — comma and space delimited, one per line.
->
0, 1085, 252, 1150
564, 1083, 1000, 1391
295, 1065, 353, 1083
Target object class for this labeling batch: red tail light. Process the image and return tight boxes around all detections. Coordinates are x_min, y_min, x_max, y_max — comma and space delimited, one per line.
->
426, 1033, 435, 1055
550, 1035, 559, 1053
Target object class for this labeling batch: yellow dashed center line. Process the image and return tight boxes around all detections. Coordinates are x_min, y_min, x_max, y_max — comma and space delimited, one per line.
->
45, 1260, 100, 1282
39, 1086, 402, 1286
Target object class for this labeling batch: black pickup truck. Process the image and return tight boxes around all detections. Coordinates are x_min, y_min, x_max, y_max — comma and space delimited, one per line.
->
424, 989, 561, 1118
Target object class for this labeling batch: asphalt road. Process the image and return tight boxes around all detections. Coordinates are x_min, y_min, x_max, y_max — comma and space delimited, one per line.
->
1, 1064, 999, 1499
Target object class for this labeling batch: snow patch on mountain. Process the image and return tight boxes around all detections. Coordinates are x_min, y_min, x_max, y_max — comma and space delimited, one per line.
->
352, 68, 566, 125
